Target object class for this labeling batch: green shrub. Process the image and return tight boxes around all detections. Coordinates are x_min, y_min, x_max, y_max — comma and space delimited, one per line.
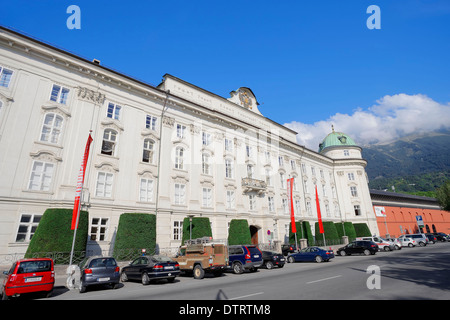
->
314, 221, 340, 245
353, 223, 372, 237
288, 222, 304, 244
113, 213, 156, 261
227, 219, 251, 245
302, 221, 314, 245
335, 222, 357, 242
181, 217, 212, 244
25, 208, 88, 264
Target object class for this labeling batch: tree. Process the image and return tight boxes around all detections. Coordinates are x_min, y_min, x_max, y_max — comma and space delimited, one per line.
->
436, 179, 450, 211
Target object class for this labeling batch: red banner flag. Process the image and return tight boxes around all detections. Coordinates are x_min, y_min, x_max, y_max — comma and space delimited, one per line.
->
315, 185, 324, 234
287, 178, 296, 233
71, 133, 93, 230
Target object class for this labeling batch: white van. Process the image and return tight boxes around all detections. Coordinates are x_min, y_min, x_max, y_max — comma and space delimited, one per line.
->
356, 236, 394, 251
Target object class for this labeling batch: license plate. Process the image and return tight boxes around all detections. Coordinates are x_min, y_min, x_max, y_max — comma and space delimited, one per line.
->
280, 258, 285, 261
254, 255, 259, 258
25, 277, 42, 283
98, 277, 110, 282
164, 266, 174, 270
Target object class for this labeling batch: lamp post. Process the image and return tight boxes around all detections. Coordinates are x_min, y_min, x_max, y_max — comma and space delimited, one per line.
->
188, 214, 195, 241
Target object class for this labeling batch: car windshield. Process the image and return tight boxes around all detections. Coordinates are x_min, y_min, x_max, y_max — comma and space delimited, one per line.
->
17, 260, 52, 274
151, 255, 173, 263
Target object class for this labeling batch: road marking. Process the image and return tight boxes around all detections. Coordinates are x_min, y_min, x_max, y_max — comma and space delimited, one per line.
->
306, 275, 342, 284
229, 292, 264, 300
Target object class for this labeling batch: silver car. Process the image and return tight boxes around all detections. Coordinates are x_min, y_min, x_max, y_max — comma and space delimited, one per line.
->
397, 235, 417, 247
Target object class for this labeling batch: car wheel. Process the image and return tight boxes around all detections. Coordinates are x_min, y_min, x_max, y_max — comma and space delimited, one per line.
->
193, 265, 205, 279
419, 242, 426, 247
232, 262, 243, 274
265, 261, 274, 269
79, 281, 86, 293
408, 243, 413, 247
142, 272, 150, 285
384, 246, 390, 252
315, 256, 323, 263
339, 250, 346, 256
363, 249, 370, 256
120, 272, 128, 282
395, 245, 401, 250
287, 256, 295, 263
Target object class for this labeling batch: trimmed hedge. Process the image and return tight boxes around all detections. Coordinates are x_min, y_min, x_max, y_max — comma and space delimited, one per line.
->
181, 217, 212, 244
288, 222, 304, 244
228, 219, 252, 245
353, 223, 372, 237
335, 222, 357, 242
302, 221, 314, 245
25, 208, 89, 263
314, 221, 340, 244
113, 213, 156, 260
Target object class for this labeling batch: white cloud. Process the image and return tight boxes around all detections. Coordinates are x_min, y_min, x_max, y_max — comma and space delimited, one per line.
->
284, 94, 450, 151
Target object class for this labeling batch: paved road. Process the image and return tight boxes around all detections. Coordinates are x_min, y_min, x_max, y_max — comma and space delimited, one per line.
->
47, 243, 450, 301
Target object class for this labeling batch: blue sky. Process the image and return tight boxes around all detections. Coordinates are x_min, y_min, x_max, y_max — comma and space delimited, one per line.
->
2, 0, 450, 149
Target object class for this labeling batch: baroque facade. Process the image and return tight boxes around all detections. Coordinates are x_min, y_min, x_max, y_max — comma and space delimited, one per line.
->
0, 26, 379, 257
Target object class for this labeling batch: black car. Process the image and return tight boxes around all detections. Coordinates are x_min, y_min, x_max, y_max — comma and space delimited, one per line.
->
79, 256, 120, 293
433, 232, 449, 242
281, 244, 297, 256
425, 233, 437, 244
261, 251, 285, 269
337, 241, 378, 256
120, 255, 180, 285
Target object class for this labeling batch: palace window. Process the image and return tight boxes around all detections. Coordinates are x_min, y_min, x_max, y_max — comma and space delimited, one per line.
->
142, 139, 154, 163
107, 102, 121, 120
15, 214, 42, 242
50, 84, 70, 105
0, 66, 13, 87
101, 129, 118, 156
95, 172, 114, 198
28, 161, 54, 191
40, 113, 63, 144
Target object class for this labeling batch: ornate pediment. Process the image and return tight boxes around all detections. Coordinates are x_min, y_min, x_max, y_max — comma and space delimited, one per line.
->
228, 87, 262, 115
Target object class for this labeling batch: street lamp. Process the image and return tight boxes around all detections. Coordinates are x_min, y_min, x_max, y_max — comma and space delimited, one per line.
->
188, 214, 195, 241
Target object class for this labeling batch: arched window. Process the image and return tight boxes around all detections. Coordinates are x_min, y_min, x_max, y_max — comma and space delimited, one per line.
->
40, 113, 63, 144
142, 139, 154, 163
101, 129, 118, 156
175, 147, 184, 170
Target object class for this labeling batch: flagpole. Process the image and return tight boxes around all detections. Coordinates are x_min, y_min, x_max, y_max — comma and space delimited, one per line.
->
69, 199, 82, 266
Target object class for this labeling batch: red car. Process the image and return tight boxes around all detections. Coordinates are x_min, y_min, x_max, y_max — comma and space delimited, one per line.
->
1, 258, 55, 300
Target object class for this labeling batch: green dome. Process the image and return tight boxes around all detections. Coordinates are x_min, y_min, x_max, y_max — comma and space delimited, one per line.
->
318, 128, 357, 153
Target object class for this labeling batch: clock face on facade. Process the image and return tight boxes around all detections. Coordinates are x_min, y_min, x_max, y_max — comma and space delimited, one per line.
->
239, 90, 252, 109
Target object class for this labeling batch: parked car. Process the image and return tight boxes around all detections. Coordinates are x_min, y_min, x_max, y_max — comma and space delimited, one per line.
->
425, 234, 437, 244
1, 258, 54, 300
228, 245, 263, 274
287, 247, 334, 263
400, 234, 427, 247
173, 237, 228, 279
121, 255, 180, 285
281, 244, 298, 256
356, 236, 394, 251
386, 237, 402, 250
78, 256, 120, 293
261, 251, 285, 269
433, 232, 449, 242
337, 241, 378, 256
397, 236, 416, 247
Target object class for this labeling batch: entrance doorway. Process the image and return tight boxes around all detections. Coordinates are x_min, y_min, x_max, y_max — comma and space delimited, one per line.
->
249, 225, 259, 245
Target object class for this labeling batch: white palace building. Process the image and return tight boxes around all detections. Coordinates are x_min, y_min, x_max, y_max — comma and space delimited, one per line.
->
0, 26, 379, 257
